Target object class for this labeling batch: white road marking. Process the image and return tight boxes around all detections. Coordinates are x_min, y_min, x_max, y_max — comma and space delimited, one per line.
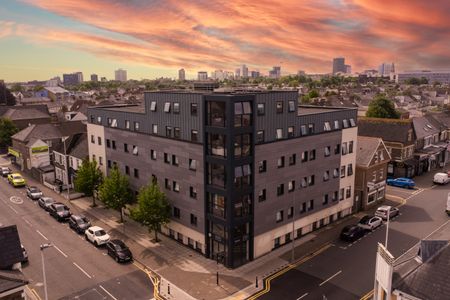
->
23, 218, 32, 227
297, 292, 308, 300
99, 285, 118, 300
53, 245, 68, 258
36, 230, 48, 240
73, 262, 92, 279
319, 270, 342, 286
8, 205, 19, 214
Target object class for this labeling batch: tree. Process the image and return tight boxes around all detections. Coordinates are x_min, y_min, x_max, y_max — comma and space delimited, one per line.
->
98, 166, 132, 223
0, 118, 18, 149
0, 83, 16, 106
132, 181, 171, 242
366, 95, 400, 119
74, 159, 103, 206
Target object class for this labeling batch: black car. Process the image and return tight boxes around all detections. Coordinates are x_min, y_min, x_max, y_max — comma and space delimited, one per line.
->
106, 239, 133, 263
68, 214, 91, 234
48, 202, 71, 222
340, 225, 366, 242
26, 186, 43, 200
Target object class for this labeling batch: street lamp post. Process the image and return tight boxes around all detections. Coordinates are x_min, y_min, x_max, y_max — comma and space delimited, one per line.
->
62, 136, 70, 200
40, 243, 53, 300
385, 210, 390, 250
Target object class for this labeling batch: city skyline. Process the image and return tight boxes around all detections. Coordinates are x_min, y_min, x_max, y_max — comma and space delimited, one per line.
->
1, 0, 450, 81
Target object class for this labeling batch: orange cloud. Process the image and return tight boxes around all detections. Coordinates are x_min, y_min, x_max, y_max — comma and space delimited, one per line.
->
15, 0, 450, 73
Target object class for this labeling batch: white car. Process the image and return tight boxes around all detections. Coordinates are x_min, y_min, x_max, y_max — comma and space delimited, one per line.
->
358, 215, 383, 230
85, 226, 110, 247
375, 205, 399, 220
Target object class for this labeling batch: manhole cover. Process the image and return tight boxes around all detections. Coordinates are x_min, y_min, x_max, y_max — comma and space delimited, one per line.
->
10, 196, 23, 204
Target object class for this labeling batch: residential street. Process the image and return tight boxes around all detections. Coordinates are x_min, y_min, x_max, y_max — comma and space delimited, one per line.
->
0, 175, 154, 300
257, 176, 450, 300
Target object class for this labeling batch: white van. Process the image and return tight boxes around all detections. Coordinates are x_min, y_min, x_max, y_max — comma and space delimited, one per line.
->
433, 172, 450, 185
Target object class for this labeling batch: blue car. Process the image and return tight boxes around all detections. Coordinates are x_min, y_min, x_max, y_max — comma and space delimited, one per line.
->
386, 177, 415, 189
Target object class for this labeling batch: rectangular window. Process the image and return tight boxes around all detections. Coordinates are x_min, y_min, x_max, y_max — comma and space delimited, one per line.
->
341, 166, 346, 178
257, 103, 265, 115
347, 164, 353, 176
346, 186, 351, 198
256, 130, 264, 143
333, 168, 339, 178
322, 194, 329, 205
309, 150, 316, 161
323, 171, 330, 181
332, 191, 338, 202
132, 145, 138, 156
91, 135, 95, 144
300, 125, 307, 136
208, 133, 227, 157
288, 180, 295, 192
276, 128, 283, 140
308, 199, 314, 211
173, 102, 180, 114
277, 184, 284, 196
107, 118, 111, 126
300, 202, 307, 213
134, 168, 139, 178
191, 103, 198, 116
288, 207, 294, 219
276, 210, 284, 222
308, 175, 315, 186
343, 119, 349, 128
112, 140, 116, 150
274, 237, 281, 248
301, 177, 307, 188
208, 163, 226, 188
349, 141, 354, 154
151, 149, 157, 160
173, 207, 180, 218
97, 116, 102, 124
324, 122, 331, 131
258, 189, 266, 202
191, 130, 198, 142
288, 101, 296, 112
111, 119, 117, 128
173, 127, 181, 139
289, 154, 296, 166
150, 101, 157, 111
164, 102, 171, 113
172, 155, 179, 166
335, 144, 341, 155
173, 181, 180, 192
164, 153, 170, 164
349, 118, 356, 127
185, 159, 195, 171
334, 120, 340, 130
165, 178, 171, 190
98, 156, 103, 166
107, 160, 112, 168
125, 120, 130, 129
190, 214, 197, 226
342, 142, 348, 155
190, 187, 197, 199
258, 160, 267, 173
166, 126, 172, 137
339, 188, 344, 201
97, 137, 102, 146
134, 121, 139, 131
124, 143, 129, 153
301, 151, 308, 162
276, 101, 283, 113
125, 165, 130, 175
308, 123, 314, 134
152, 124, 158, 134
288, 126, 294, 138
325, 146, 331, 157
277, 156, 285, 168
106, 139, 111, 148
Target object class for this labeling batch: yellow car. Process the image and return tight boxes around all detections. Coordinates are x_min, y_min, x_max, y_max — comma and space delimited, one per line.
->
8, 173, 26, 187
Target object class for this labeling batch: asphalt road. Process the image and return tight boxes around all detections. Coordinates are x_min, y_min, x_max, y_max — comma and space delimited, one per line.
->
259, 183, 450, 300
0, 175, 154, 300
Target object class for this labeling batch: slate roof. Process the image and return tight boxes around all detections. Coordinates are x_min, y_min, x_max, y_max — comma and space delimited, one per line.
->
11, 121, 86, 143
358, 117, 414, 144
412, 116, 440, 139
0, 225, 23, 269
394, 242, 450, 300
356, 136, 382, 167
2, 107, 50, 120
0, 270, 28, 293
53, 133, 88, 159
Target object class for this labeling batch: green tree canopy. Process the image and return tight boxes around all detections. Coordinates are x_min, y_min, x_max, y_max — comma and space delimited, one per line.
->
132, 181, 171, 242
0, 118, 18, 148
74, 159, 103, 206
366, 95, 400, 119
98, 166, 132, 223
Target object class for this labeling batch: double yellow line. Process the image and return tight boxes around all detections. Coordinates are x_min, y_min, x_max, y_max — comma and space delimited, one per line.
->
360, 289, 374, 300
246, 243, 332, 300
133, 261, 165, 300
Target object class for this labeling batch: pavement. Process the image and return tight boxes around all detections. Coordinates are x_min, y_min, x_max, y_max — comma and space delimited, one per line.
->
2, 153, 448, 300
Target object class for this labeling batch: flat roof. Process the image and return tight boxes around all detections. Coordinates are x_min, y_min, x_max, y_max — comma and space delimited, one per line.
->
95, 105, 145, 113
297, 105, 356, 116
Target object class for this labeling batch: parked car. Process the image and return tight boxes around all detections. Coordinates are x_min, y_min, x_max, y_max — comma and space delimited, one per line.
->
69, 215, 91, 234
433, 172, 450, 185
106, 239, 133, 263
38, 197, 55, 211
85, 226, 110, 247
340, 225, 366, 242
48, 203, 71, 222
375, 205, 400, 220
358, 215, 383, 231
26, 186, 43, 200
21, 244, 28, 264
0, 167, 12, 177
7, 173, 26, 187
386, 177, 415, 189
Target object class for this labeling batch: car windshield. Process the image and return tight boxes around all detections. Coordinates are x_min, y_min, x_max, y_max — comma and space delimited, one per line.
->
30, 187, 40, 192
55, 205, 66, 212
360, 216, 370, 223
115, 243, 128, 251
45, 198, 54, 204
342, 226, 353, 233
95, 230, 106, 236
13, 175, 22, 180
77, 218, 89, 225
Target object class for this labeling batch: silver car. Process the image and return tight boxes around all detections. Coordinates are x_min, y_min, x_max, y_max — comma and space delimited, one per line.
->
375, 206, 399, 220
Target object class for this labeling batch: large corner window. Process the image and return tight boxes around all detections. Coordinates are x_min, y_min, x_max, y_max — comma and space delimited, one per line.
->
234, 164, 251, 189
234, 134, 251, 158
234, 101, 252, 127
209, 193, 226, 218
207, 133, 227, 157
207, 101, 226, 127
208, 163, 226, 188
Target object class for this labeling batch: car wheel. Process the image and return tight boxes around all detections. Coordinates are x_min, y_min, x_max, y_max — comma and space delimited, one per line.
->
94, 241, 99, 247
85, 235, 88, 241
115, 256, 119, 263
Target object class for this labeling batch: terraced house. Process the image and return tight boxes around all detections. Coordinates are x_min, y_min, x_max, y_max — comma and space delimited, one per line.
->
87, 90, 357, 268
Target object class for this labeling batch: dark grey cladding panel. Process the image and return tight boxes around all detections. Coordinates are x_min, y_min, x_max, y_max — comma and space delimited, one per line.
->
87, 91, 204, 143
104, 127, 205, 234
254, 130, 343, 236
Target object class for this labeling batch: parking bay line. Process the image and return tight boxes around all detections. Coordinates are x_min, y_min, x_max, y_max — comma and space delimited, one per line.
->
297, 292, 308, 300
99, 285, 118, 300
53, 245, 68, 258
319, 270, 342, 286
8, 204, 19, 214
36, 230, 48, 241
73, 262, 92, 279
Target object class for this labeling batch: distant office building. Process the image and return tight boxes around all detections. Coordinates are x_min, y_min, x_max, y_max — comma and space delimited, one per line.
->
235, 68, 241, 78
115, 69, 127, 82
91, 74, 98, 82
345, 65, 352, 74
396, 70, 450, 84
197, 71, 208, 81
332, 57, 346, 74
251, 71, 260, 78
269, 66, 281, 78
178, 68, 186, 81
241, 65, 249, 78
46, 77, 61, 87
378, 63, 395, 77
63, 73, 81, 85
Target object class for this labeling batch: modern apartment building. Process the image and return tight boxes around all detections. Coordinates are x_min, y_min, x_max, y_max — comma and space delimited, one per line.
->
87, 90, 357, 268
178, 68, 185, 81
332, 57, 346, 74
114, 69, 127, 82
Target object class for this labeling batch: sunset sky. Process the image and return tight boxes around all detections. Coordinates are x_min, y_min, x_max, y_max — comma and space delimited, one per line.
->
1, 0, 450, 82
